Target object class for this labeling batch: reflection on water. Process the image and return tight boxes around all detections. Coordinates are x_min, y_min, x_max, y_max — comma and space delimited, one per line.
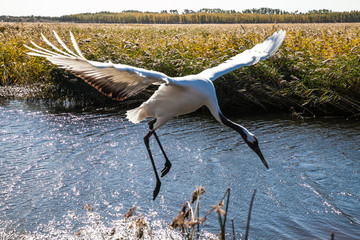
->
1, 100, 359, 239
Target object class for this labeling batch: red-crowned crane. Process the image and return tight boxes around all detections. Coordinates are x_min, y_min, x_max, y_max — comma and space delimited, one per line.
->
26, 30, 286, 200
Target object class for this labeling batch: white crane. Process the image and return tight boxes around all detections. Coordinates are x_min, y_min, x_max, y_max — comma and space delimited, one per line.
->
26, 29, 286, 200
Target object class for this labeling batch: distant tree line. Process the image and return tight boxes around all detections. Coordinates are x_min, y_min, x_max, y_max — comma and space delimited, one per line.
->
0, 15, 55, 22
58, 9, 360, 24
1, 8, 360, 23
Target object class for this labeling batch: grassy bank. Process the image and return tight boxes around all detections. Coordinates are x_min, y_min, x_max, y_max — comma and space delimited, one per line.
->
1, 23, 359, 117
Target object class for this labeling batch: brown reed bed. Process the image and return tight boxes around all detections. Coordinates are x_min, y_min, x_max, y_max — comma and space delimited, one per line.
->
1, 23, 359, 117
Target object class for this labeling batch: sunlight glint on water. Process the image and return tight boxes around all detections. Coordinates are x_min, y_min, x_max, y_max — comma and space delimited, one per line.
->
0, 100, 359, 239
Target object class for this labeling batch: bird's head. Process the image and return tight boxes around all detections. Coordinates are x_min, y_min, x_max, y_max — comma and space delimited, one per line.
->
217, 112, 269, 169
243, 134, 269, 169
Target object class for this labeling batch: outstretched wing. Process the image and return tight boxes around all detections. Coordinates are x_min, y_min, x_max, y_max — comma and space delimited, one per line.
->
25, 31, 171, 101
197, 30, 286, 81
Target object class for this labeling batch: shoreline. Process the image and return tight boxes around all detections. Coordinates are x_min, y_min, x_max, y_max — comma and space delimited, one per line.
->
1, 84, 359, 120
0, 85, 44, 99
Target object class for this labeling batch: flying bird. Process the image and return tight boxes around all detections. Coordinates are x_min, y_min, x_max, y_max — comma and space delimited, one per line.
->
26, 29, 286, 200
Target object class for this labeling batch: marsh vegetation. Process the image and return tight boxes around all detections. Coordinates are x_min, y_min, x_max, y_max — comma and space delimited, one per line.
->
1, 22, 359, 117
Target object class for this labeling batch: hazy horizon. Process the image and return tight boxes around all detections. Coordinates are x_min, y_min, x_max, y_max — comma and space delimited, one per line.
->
1, 0, 359, 17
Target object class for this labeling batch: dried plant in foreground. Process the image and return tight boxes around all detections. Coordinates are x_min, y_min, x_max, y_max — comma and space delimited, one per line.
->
170, 186, 231, 240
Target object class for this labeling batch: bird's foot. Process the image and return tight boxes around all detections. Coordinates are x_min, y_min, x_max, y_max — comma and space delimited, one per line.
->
161, 160, 172, 178
153, 180, 161, 201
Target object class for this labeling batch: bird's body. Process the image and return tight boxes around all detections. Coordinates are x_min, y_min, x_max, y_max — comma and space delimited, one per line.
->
127, 76, 220, 129
26, 29, 286, 200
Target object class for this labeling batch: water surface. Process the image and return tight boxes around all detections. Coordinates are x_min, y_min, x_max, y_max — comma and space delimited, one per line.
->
1, 100, 359, 239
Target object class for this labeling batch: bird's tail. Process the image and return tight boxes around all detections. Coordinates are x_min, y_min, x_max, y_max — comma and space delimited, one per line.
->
126, 106, 147, 124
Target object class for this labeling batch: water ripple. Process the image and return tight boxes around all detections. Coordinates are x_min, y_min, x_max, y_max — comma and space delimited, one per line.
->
1, 101, 359, 239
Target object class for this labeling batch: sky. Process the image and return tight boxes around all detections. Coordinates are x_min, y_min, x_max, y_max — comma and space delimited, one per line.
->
1, 0, 359, 17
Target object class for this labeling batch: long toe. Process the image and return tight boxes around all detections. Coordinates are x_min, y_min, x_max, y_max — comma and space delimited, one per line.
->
161, 162, 172, 178
153, 180, 161, 200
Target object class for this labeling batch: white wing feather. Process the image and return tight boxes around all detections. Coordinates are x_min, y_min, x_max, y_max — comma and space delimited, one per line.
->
197, 30, 286, 81
25, 31, 172, 101
25, 30, 285, 100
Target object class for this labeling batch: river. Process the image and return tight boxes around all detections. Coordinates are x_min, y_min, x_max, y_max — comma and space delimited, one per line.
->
1, 100, 359, 239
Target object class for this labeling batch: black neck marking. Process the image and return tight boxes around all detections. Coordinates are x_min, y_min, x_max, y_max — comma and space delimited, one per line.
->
218, 111, 248, 141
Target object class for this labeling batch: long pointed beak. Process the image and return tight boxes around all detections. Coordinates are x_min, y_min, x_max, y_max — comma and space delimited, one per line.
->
254, 147, 269, 169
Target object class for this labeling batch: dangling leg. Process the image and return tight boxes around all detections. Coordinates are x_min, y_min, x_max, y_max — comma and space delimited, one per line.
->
148, 120, 172, 177
144, 128, 161, 201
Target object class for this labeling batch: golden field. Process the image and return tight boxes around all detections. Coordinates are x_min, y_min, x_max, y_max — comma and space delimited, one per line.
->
1, 23, 359, 116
